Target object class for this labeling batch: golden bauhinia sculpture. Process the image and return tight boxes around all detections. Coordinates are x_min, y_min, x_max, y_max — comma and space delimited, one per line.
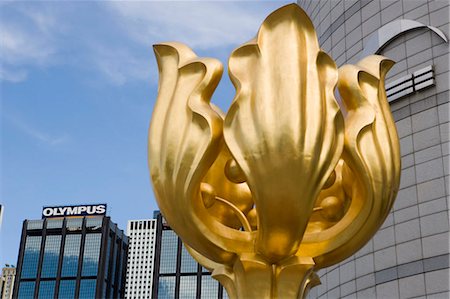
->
148, 4, 400, 299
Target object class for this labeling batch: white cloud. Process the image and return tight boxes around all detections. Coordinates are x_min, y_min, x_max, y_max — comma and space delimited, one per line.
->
0, 66, 27, 83
0, 25, 55, 64
5, 113, 70, 146
0, 4, 58, 82
89, 44, 153, 86
0, 1, 290, 85
107, 1, 276, 49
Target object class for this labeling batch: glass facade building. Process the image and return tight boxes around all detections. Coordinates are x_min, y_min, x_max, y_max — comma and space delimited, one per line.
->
151, 213, 228, 299
13, 216, 128, 299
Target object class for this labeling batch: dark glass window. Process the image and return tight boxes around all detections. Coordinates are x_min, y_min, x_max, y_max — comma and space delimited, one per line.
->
17, 281, 35, 299
79, 279, 96, 299
160, 230, 178, 274
46, 219, 63, 229
41, 235, 62, 278
86, 218, 102, 231
179, 276, 197, 298
117, 245, 124, 289
110, 240, 118, 284
223, 288, 230, 299
81, 233, 102, 276
158, 276, 175, 299
38, 280, 55, 298
61, 235, 82, 277
21, 236, 42, 279
27, 220, 43, 230
201, 275, 219, 299
66, 218, 83, 231
103, 235, 112, 281
180, 245, 198, 273
58, 280, 76, 299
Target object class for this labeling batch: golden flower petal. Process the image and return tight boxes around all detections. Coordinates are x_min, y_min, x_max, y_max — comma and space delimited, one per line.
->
149, 43, 252, 264
299, 56, 401, 268
224, 4, 344, 262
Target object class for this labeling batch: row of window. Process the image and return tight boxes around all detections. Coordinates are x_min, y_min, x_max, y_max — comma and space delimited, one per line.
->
157, 275, 226, 299
129, 220, 156, 231
27, 218, 103, 231
17, 279, 96, 299
21, 233, 102, 280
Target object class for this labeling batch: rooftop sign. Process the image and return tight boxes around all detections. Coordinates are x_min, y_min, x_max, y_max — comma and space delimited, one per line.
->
42, 204, 107, 219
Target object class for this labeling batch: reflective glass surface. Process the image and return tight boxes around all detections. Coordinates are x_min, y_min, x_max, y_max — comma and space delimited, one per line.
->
61, 235, 82, 277
66, 218, 83, 231
103, 236, 111, 280
117, 246, 124, 288
79, 279, 96, 299
180, 246, 198, 273
27, 220, 43, 230
41, 235, 62, 278
38, 280, 55, 299
179, 276, 197, 298
110, 240, 118, 283
160, 230, 178, 274
158, 276, 175, 299
86, 218, 103, 230
81, 233, 101, 276
201, 275, 218, 299
21, 236, 42, 279
17, 281, 35, 299
223, 289, 229, 299
46, 219, 63, 229
58, 280, 76, 299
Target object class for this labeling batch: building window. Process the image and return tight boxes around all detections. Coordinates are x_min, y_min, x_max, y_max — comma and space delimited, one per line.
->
158, 276, 176, 299
179, 276, 197, 299
66, 218, 83, 231
160, 231, 178, 274
180, 246, 198, 273
41, 235, 62, 278
79, 279, 96, 299
27, 220, 43, 230
201, 275, 219, 299
81, 233, 102, 276
58, 280, 76, 299
38, 280, 56, 299
86, 217, 103, 229
46, 219, 63, 229
61, 235, 82, 277
21, 236, 42, 279
17, 281, 35, 299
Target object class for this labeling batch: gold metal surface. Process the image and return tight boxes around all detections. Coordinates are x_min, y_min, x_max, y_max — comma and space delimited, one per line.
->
148, 4, 400, 298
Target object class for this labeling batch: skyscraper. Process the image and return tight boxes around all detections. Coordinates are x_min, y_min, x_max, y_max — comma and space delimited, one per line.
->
125, 219, 157, 299
0, 266, 16, 299
151, 212, 228, 299
0, 204, 4, 230
13, 204, 128, 299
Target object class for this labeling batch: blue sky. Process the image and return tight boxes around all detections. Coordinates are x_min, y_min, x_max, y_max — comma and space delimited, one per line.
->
0, 1, 291, 266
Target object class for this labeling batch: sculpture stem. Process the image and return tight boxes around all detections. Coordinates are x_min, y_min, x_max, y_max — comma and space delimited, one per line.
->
212, 254, 320, 299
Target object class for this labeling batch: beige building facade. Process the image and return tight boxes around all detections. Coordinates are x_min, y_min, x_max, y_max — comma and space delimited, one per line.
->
0, 267, 16, 299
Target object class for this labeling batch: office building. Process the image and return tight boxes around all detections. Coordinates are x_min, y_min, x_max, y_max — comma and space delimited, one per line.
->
151, 212, 228, 299
125, 219, 157, 299
1, 267, 16, 299
296, 1, 449, 298
0, 204, 4, 229
13, 204, 128, 299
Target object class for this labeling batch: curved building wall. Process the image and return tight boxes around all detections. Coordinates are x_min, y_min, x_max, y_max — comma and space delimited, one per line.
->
297, 1, 449, 298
